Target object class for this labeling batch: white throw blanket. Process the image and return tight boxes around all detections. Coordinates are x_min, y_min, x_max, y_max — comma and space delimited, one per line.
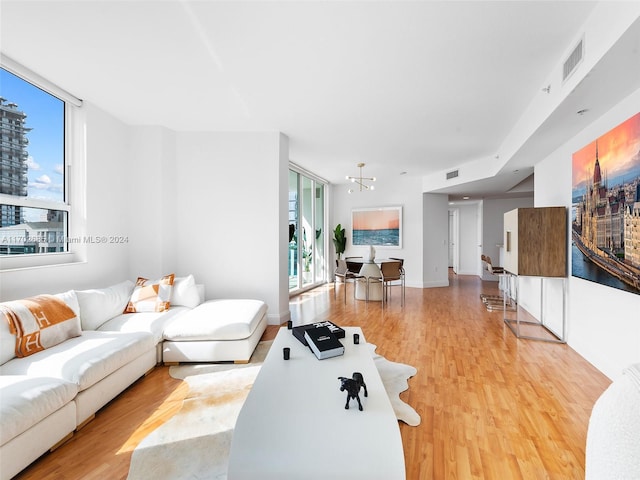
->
585, 363, 640, 480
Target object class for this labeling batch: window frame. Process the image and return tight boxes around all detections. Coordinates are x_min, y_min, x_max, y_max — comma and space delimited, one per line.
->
0, 56, 84, 270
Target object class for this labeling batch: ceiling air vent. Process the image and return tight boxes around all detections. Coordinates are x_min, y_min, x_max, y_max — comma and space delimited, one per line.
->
446, 170, 459, 180
563, 37, 584, 83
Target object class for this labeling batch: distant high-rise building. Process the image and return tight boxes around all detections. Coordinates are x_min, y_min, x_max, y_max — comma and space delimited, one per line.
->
0, 97, 30, 227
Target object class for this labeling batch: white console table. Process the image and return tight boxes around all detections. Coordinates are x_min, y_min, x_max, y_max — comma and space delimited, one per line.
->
228, 326, 406, 479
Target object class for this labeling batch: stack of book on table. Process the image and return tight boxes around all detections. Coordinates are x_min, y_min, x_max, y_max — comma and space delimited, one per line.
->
292, 321, 345, 360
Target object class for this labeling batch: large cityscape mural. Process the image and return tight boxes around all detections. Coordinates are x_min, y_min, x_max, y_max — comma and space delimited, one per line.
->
572, 112, 640, 295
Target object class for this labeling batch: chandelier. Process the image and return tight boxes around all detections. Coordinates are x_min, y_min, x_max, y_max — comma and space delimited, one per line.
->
346, 163, 376, 193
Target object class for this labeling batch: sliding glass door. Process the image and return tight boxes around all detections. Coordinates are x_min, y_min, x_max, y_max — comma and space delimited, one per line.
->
289, 167, 327, 292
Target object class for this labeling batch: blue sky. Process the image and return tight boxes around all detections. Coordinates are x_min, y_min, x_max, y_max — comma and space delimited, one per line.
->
1, 68, 64, 205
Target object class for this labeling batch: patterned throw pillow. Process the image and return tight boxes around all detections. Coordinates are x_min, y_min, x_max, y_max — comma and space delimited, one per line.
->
124, 274, 175, 313
0, 294, 82, 358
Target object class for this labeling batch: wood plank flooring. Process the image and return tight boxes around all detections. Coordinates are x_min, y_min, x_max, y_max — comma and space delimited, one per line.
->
14, 271, 611, 479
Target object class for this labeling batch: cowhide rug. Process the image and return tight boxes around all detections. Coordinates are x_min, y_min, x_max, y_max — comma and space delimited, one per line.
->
127, 341, 418, 480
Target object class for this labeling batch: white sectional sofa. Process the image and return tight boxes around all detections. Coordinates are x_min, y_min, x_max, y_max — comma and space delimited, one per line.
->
585, 363, 640, 480
0, 275, 267, 480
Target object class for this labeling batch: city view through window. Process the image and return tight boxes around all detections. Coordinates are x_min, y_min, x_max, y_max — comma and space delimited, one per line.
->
0, 68, 67, 255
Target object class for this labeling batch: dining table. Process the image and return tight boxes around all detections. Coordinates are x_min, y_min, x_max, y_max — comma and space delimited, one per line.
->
346, 258, 397, 301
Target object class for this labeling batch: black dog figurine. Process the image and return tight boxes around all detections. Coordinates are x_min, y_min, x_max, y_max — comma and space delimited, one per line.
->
338, 372, 368, 411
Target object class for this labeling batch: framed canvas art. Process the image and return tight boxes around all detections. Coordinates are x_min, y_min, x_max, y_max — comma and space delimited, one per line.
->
571, 111, 640, 295
351, 206, 402, 247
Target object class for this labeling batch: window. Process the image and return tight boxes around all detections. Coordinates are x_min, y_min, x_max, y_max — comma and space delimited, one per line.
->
0, 66, 70, 257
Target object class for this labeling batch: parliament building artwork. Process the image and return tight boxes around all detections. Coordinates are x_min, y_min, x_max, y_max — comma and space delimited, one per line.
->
572, 112, 640, 295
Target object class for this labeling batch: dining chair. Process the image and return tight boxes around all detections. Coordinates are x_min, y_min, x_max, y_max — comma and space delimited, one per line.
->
389, 257, 405, 279
369, 260, 405, 306
345, 257, 364, 274
389, 257, 404, 267
334, 259, 363, 303
344, 257, 373, 301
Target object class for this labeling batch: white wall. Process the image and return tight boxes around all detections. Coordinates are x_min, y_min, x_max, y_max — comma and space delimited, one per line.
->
172, 131, 290, 325
331, 174, 424, 288
535, 87, 640, 379
0, 102, 133, 300
127, 126, 177, 279
111, 127, 291, 324
422, 193, 449, 287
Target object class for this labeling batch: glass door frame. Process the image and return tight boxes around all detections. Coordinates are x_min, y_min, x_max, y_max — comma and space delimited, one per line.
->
288, 163, 328, 295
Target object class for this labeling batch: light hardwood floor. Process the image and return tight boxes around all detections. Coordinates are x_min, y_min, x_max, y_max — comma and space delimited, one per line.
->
15, 271, 611, 479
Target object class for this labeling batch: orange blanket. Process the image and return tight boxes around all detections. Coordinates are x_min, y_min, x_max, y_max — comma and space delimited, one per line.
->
1, 294, 81, 357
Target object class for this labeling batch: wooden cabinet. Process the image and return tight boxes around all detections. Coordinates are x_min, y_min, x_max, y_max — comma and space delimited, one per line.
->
503, 207, 567, 277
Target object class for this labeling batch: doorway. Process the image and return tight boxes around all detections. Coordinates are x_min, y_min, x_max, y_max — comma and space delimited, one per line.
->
448, 208, 459, 274
288, 168, 327, 292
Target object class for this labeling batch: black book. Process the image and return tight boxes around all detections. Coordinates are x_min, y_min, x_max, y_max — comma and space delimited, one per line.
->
292, 321, 345, 346
304, 326, 345, 360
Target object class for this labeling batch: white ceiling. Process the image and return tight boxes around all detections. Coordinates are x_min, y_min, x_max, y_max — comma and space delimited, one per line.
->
2, 0, 637, 199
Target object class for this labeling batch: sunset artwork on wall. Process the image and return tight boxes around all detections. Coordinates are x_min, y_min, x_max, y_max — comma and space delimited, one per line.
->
571, 111, 640, 295
352, 206, 402, 248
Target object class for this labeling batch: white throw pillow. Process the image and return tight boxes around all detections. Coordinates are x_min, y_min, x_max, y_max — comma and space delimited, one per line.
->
171, 275, 201, 308
75, 280, 135, 330
55, 290, 80, 317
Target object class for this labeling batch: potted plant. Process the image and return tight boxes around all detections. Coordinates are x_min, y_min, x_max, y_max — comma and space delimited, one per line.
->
302, 229, 313, 282
333, 224, 346, 259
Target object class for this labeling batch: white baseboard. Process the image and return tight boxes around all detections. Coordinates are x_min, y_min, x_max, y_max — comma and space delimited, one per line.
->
455, 269, 478, 276
421, 280, 449, 288
267, 311, 290, 326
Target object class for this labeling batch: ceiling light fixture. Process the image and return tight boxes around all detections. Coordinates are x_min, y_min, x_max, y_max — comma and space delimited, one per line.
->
346, 162, 376, 193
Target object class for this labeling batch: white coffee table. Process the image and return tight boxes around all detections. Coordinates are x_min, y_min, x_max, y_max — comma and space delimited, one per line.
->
227, 326, 406, 479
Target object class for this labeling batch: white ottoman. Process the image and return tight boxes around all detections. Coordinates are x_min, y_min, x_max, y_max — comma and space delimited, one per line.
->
162, 299, 268, 363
